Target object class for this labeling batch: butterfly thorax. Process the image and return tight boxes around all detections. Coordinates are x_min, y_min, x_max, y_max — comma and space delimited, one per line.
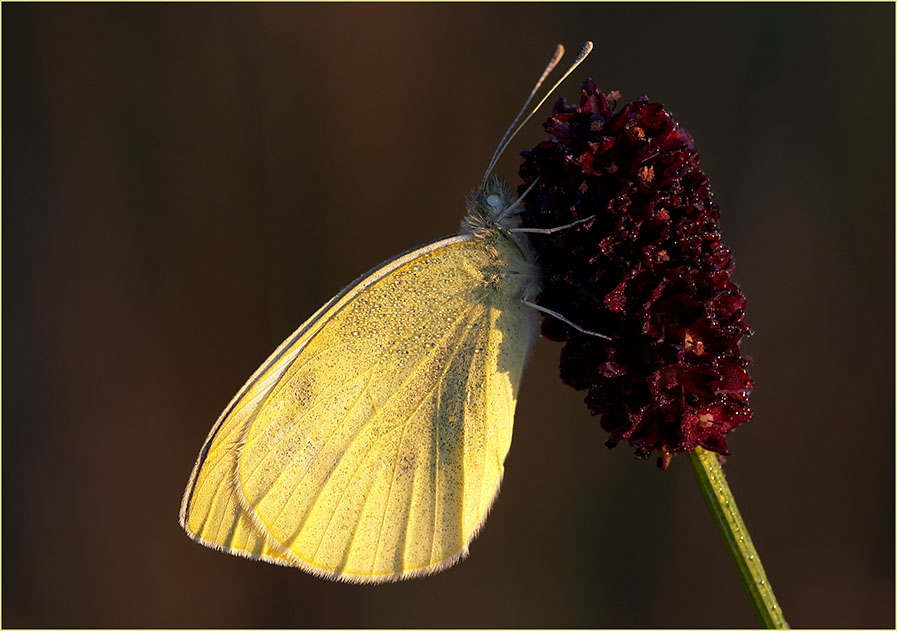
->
461, 176, 541, 303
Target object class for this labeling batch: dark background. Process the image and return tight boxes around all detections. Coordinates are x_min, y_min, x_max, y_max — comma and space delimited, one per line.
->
4, 3, 894, 628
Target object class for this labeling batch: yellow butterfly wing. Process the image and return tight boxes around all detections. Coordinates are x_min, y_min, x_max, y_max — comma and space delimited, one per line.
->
180, 231, 537, 582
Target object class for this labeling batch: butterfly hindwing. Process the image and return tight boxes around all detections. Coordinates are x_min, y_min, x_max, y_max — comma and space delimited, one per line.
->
181, 234, 536, 582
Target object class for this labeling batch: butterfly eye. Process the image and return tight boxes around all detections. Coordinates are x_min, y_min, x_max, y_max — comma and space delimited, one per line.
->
486, 194, 503, 214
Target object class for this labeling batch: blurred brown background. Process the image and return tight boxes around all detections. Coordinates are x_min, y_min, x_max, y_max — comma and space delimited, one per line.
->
4, 3, 894, 628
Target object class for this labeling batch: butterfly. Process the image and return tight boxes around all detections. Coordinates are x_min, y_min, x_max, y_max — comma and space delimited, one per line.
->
180, 42, 595, 583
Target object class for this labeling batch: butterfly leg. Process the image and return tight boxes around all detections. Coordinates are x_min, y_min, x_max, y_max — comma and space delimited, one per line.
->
521, 300, 611, 339
509, 214, 596, 235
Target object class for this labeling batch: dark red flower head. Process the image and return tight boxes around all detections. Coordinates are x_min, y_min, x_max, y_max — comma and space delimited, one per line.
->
518, 79, 752, 469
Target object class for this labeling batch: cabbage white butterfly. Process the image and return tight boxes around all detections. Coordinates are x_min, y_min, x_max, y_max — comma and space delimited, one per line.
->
180, 42, 594, 582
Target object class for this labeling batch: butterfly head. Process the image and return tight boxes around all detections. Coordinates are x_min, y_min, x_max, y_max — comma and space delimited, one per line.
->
461, 176, 517, 235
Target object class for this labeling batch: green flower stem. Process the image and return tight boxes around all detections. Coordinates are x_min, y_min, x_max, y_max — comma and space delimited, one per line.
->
688, 447, 788, 629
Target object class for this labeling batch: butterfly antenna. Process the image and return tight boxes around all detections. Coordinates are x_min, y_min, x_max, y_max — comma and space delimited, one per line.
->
481, 41, 594, 187
481, 44, 565, 188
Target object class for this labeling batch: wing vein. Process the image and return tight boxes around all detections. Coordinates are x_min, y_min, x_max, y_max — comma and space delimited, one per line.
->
242, 367, 375, 510
475, 307, 494, 525
269, 369, 378, 541
241, 281, 486, 494
312, 304, 482, 571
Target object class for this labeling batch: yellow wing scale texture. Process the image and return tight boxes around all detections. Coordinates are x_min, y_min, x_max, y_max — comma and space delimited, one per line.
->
181, 234, 536, 582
